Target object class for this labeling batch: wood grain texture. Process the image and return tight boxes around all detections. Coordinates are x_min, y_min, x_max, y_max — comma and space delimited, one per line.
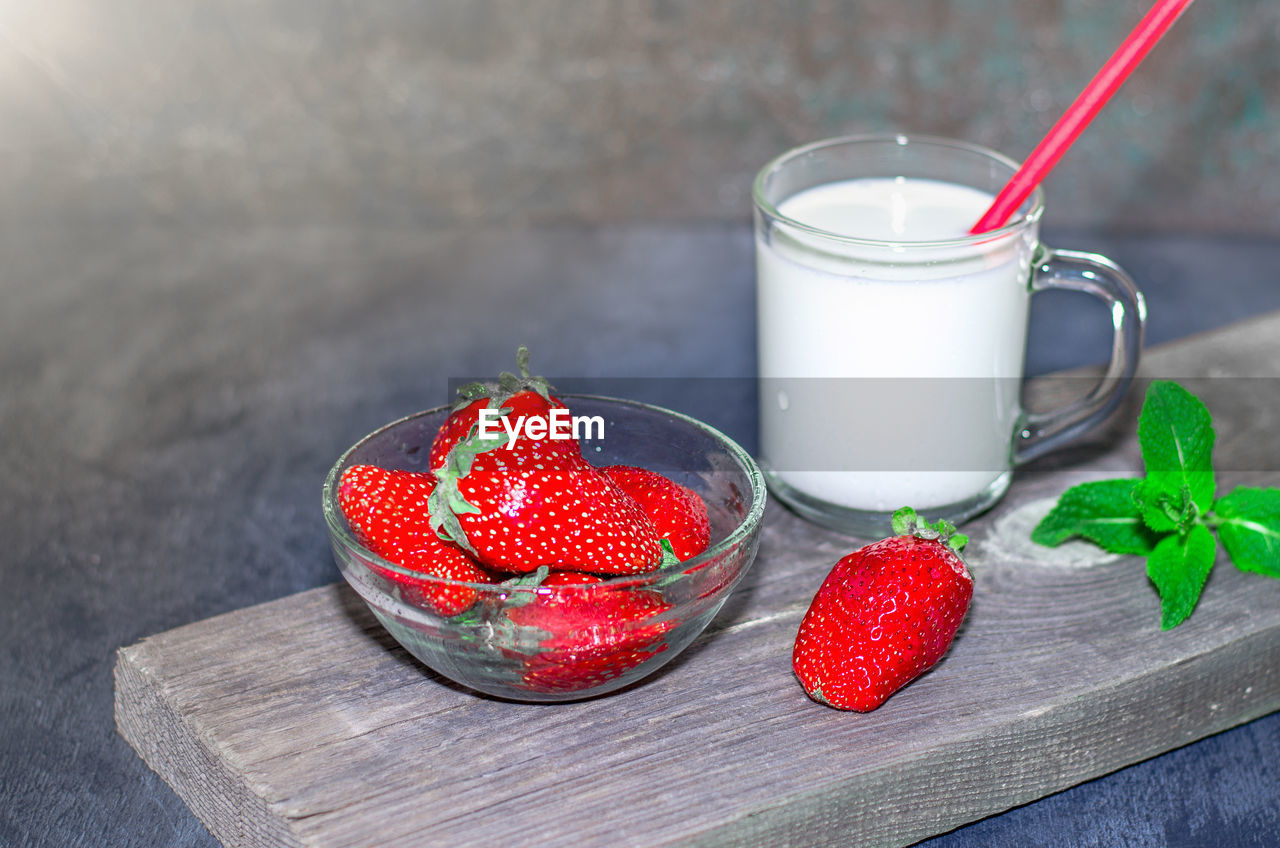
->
115, 314, 1280, 848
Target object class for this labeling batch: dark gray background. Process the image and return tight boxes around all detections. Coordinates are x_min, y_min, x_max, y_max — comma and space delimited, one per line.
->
3, 1, 1278, 235
3, 2, 1279, 846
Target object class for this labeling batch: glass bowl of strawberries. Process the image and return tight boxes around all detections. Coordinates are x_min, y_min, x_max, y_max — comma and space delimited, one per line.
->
322, 362, 765, 702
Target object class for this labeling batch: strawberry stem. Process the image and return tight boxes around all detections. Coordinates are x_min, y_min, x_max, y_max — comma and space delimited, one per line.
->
891, 506, 968, 553
452, 345, 554, 411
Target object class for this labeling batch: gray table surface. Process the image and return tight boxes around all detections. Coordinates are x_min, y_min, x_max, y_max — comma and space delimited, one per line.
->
3, 223, 1279, 848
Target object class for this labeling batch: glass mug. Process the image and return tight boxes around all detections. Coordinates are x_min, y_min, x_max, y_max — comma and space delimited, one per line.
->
753, 134, 1145, 536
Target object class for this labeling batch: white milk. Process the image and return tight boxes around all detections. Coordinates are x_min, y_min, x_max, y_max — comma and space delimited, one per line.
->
756, 177, 1035, 512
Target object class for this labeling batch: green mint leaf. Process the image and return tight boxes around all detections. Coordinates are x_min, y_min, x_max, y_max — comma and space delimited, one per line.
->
1132, 479, 1197, 535
1213, 487, 1280, 578
1031, 478, 1158, 555
1137, 381, 1216, 517
1146, 524, 1216, 629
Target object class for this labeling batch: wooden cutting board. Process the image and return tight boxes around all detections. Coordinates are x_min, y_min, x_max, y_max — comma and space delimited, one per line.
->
115, 313, 1280, 848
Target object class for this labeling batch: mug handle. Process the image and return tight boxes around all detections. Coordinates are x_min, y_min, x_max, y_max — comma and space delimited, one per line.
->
1013, 245, 1147, 464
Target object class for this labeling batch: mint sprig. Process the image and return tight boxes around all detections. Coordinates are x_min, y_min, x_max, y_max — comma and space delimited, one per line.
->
1033, 380, 1280, 629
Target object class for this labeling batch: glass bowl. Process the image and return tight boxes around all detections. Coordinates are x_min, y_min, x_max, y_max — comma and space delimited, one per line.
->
322, 395, 766, 702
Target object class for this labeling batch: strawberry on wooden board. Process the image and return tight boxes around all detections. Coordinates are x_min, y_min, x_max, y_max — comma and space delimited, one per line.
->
503, 570, 676, 692
429, 408, 665, 577
792, 508, 974, 712
429, 346, 567, 471
603, 465, 711, 561
338, 464, 495, 617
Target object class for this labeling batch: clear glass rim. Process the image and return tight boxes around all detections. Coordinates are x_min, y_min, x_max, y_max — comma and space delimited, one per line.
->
752, 133, 1046, 249
322, 394, 768, 593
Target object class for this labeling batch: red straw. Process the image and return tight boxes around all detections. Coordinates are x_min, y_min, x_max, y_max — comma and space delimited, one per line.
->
971, 0, 1195, 234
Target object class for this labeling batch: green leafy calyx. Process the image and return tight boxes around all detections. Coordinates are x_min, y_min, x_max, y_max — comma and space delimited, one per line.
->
892, 506, 968, 553
428, 423, 508, 554
452, 344, 554, 412
432, 347, 554, 551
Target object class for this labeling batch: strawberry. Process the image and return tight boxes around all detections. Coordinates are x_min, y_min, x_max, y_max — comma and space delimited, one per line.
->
792, 507, 974, 712
431, 428, 664, 574
338, 464, 495, 617
520, 643, 671, 693
603, 465, 711, 561
429, 345, 567, 471
504, 570, 675, 692
538, 570, 606, 587
427, 353, 664, 575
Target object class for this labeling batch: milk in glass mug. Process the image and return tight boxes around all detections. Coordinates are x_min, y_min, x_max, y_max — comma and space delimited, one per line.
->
753, 134, 1145, 536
